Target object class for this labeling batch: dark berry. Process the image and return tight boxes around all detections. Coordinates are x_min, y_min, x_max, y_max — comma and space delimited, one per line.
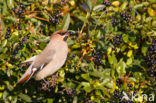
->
40, 23, 46, 28
5, 35, 9, 39
128, 84, 132, 87
6, 31, 11, 35
7, 27, 10, 31
20, 4, 26, 9
12, 8, 15, 12
13, 50, 18, 54
20, 15, 25, 18
16, 9, 23, 15
33, 22, 38, 26
11, 56, 15, 60
113, 35, 123, 45
19, 41, 24, 46
18, 26, 22, 30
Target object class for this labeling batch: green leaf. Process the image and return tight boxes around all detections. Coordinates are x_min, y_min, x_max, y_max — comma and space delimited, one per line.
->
5, 81, 13, 91
73, 96, 78, 103
1, 40, 7, 47
134, 4, 143, 9
72, 43, 81, 49
18, 93, 32, 102
3, 91, 9, 100
122, 34, 128, 43
106, 21, 112, 33
126, 58, 133, 65
81, 82, 92, 92
101, 77, 113, 88
77, 15, 88, 23
105, 80, 113, 89
81, 74, 90, 81
93, 5, 105, 12
90, 69, 104, 77
60, 13, 70, 30
6, 0, 13, 9
141, 44, 148, 56
108, 53, 117, 66
120, 2, 128, 10
86, 0, 92, 11
39, 42, 46, 49
116, 61, 126, 76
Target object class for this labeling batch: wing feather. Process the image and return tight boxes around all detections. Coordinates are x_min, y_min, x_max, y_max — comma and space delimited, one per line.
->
21, 56, 36, 64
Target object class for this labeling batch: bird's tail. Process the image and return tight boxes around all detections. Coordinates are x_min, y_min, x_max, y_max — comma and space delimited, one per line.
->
16, 63, 33, 85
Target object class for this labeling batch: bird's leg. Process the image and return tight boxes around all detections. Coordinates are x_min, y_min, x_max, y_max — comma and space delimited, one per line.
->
42, 78, 50, 87
40, 64, 50, 87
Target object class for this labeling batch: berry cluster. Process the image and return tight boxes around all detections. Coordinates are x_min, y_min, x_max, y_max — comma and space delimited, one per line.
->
65, 88, 77, 97
145, 38, 156, 77
112, 19, 119, 26
113, 89, 122, 100
116, 78, 122, 88
49, 11, 61, 26
12, 4, 26, 18
92, 51, 103, 66
102, 1, 112, 6
112, 35, 123, 45
5, 27, 12, 39
102, 0, 112, 11
10, 37, 27, 61
112, 89, 133, 103
128, 84, 133, 90
13, 23, 23, 30
120, 12, 132, 22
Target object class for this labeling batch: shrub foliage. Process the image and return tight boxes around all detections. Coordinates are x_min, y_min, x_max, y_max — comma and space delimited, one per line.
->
0, 0, 156, 103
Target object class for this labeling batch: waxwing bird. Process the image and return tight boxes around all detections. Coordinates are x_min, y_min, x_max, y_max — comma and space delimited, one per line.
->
16, 30, 74, 85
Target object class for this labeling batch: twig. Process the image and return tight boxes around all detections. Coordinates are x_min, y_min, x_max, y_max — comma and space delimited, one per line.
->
94, 11, 106, 31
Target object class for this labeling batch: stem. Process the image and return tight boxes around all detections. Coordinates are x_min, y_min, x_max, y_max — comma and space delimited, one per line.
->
80, 12, 90, 34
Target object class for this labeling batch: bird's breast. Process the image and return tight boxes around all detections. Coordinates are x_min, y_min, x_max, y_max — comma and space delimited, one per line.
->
33, 41, 68, 80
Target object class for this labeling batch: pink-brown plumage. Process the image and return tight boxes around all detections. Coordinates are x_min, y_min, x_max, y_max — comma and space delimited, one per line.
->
16, 30, 70, 84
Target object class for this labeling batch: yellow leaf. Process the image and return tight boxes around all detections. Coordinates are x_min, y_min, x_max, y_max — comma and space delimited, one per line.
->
127, 50, 133, 57
91, 96, 95, 100
148, 7, 155, 16
107, 47, 112, 55
69, 0, 75, 6
112, 1, 120, 7
12, 31, 19, 36
0, 85, 5, 90
0, 92, 2, 98
132, 44, 139, 49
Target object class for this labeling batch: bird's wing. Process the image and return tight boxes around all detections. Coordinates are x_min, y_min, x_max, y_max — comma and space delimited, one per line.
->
33, 49, 56, 68
21, 56, 36, 64
16, 49, 56, 85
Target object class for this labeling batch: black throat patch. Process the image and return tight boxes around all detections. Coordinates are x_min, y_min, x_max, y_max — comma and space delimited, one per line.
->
63, 36, 68, 41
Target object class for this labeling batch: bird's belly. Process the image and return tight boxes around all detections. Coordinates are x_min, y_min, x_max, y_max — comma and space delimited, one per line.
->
33, 56, 66, 80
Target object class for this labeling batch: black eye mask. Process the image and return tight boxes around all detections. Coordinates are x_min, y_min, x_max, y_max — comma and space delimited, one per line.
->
63, 36, 68, 41
59, 32, 67, 36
